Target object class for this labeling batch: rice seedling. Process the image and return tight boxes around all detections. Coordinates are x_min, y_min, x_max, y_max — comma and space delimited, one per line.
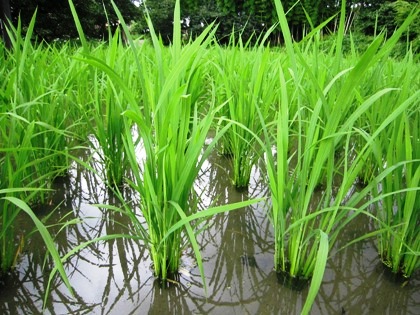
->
1, 12, 86, 183
349, 43, 420, 278
0, 10, 97, 307
0, 111, 72, 264
354, 46, 419, 185
120, 6, 241, 281
86, 36, 131, 187
372, 110, 420, 278
72, 10, 149, 187
211, 34, 278, 189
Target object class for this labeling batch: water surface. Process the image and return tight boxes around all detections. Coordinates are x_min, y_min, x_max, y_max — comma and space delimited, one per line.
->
1, 150, 419, 315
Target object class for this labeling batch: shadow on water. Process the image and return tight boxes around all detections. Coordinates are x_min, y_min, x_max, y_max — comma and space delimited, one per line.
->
0, 148, 419, 314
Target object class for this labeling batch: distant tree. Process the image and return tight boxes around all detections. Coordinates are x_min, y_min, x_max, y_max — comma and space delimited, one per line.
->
8, 0, 140, 41
0, 0, 12, 48
389, 0, 419, 40
355, 0, 419, 38
182, 0, 220, 39
9, 0, 415, 47
181, 0, 276, 44
181, 0, 342, 43
135, 0, 175, 44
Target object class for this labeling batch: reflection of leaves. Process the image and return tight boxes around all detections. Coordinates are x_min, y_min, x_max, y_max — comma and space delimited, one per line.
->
2, 196, 74, 305
240, 254, 259, 269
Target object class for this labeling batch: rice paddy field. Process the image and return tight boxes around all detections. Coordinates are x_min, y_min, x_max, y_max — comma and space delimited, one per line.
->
0, 0, 419, 314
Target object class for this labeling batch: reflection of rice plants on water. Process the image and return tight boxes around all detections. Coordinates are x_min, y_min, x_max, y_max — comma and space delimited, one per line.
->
0, 0, 419, 313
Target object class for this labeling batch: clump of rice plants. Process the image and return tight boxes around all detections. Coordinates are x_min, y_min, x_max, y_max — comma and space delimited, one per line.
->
84, 32, 133, 188
121, 1, 229, 281
351, 45, 420, 278
63, 0, 135, 188
354, 48, 419, 185
72, 0, 263, 285
212, 34, 278, 189
3, 16, 82, 182
259, 1, 420, 313
373, 110, 420, 278
0, 11, 81, 302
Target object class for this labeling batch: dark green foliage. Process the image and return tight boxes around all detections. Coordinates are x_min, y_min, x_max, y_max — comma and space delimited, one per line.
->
0, 0, 12, 48
355, 0, 419, 36
354, 1, 419, 54
184, 0, 276, 44
3, 1, 418, 51
8, 0, 141, 41
136, 0, 175, 44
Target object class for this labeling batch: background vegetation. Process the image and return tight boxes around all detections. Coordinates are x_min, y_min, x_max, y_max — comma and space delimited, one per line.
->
4, 0, 140, 41
2, 0, 419, 50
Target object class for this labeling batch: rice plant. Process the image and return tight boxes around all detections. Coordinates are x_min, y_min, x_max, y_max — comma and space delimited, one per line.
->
354, 47, 419, 185
373, 110, 420, 278
0, 11, 91, 307
1, 9, 79, 215
65, 0, 263, 286
121, 2, 234, 281
212, 34, 278, 189
4, 16, 83, 180
80, 29, 141, 187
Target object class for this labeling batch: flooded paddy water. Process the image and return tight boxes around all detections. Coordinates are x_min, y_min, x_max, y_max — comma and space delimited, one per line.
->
0, 149, 419, 315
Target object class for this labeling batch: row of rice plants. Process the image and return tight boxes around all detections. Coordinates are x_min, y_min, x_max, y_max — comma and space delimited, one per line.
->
0, 14, 81, 293
351, 44, 420, 279
256, 1, 419, 312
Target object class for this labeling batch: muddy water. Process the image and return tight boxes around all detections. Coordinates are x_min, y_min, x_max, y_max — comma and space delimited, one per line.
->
0, 150, 419, 315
